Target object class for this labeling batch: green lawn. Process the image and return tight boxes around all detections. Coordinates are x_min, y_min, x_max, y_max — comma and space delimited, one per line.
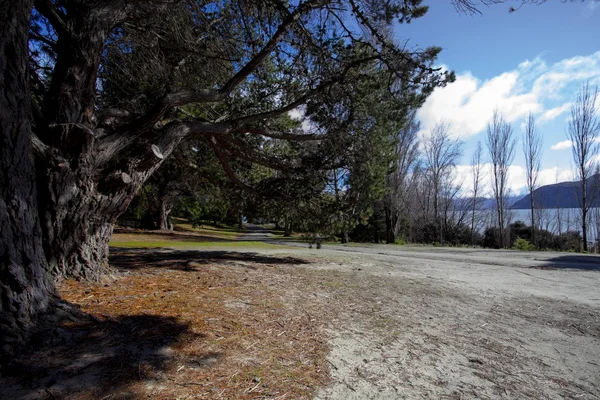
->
109, 238, 288, 249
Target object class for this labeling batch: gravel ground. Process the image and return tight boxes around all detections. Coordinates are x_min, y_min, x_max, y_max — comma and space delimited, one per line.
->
264, 243, 600, 399
3, 238, 598, 400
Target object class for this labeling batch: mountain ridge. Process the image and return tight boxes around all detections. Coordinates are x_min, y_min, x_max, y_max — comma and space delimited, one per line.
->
510, 175, 600, 209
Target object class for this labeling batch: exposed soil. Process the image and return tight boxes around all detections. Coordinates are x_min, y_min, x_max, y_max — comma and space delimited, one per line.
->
1, 242, 599, 399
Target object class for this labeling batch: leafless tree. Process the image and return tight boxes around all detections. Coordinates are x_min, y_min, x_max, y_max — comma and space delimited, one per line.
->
486, 110, 516, 248
422, 122, 463, 243
553, 167, 563, 235
522, 112, 542, 246
470, 141, 484, 245
383, 110, 420, 243
567, 82, 600, 252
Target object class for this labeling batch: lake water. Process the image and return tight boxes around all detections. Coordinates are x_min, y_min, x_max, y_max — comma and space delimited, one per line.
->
471, 207, 600, 242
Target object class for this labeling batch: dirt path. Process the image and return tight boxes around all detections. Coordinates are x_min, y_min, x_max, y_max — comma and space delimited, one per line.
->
237, 224, 272, 242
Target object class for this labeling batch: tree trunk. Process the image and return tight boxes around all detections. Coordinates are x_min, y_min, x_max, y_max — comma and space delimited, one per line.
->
0, 0, 56, 356
284, 221, 292, 237
497, 201, 505, 248
530, 192, 536, 248
340, 230, 349, 244
384, 206, 395, 244
158, 195, 173, 231
36, 122, 188, 281
237, 213, 243, 230
471, 201, 477, 246
38, 164, 135, 281
582, 179, 588, 252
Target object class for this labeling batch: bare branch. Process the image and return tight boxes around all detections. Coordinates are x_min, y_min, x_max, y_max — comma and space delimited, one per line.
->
567, 81, 600, 250
486, 109, 516, 248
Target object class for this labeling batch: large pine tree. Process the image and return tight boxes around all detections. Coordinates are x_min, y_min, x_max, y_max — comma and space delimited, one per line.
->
1, 0, 456, 352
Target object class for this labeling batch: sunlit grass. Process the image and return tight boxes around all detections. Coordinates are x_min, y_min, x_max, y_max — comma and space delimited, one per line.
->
174, 222, 242, 238
109, 239, 290, 249
170, 218, 243, 239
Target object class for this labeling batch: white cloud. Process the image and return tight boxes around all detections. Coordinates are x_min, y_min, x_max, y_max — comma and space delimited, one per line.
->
550, 140, 573, 150
417, 51, 600, 140
539, 103, 571, 124
553, 138, 600, 151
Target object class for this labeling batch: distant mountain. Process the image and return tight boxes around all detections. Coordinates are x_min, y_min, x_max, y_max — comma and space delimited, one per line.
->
455, 196, 521, 210
510, 175, 600, 209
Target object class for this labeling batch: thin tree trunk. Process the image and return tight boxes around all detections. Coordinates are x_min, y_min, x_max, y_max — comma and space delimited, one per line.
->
496, 201, 503, 248
340, 230, 349, 244
582, 187, 588, 252
158, 195, 173, 231
0, 0, 56, 356
530, 193, 536, 247
284, 221, 292, 237
471, 203, 477, 246
384, 206, 395, 244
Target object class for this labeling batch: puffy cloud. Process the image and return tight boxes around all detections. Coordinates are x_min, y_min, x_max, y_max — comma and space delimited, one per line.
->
550, 140, 573, 150
538, 103, 571, 124
417, 51, 600, 139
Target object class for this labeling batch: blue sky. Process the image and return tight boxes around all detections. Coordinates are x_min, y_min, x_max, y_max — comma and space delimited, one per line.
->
396, 0, 600, 195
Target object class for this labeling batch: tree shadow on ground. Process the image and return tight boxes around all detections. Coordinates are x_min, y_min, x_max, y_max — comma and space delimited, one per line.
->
109, 248, 311, 272
0, 313, 214, 399
536, 254, 600, 271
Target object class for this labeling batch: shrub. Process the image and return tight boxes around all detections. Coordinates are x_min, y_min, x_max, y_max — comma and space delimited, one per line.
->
514, 237, 536, 251
483, 227, 501, 248
552, 231, 582, 252
394, 236, 407, 245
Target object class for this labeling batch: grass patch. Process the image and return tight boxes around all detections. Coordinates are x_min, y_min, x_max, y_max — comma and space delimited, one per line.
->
110, 233, 290, 250
174, 222, 243, 239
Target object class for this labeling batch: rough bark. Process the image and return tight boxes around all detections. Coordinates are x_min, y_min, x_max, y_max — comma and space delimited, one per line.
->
0, 0, 55, 356
37, 124, 188, 281
29, 2, 190, 280
158, 195, 173, 231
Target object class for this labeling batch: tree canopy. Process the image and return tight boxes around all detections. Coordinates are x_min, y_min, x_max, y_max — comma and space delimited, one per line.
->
1, 0, 458, 353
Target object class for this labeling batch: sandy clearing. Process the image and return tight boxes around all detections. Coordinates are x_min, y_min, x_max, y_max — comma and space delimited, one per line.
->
263, 244, 600, 399
3, 241, 598, 399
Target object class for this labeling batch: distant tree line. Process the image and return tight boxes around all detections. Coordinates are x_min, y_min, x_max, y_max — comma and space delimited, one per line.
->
122, 82, 600, 253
